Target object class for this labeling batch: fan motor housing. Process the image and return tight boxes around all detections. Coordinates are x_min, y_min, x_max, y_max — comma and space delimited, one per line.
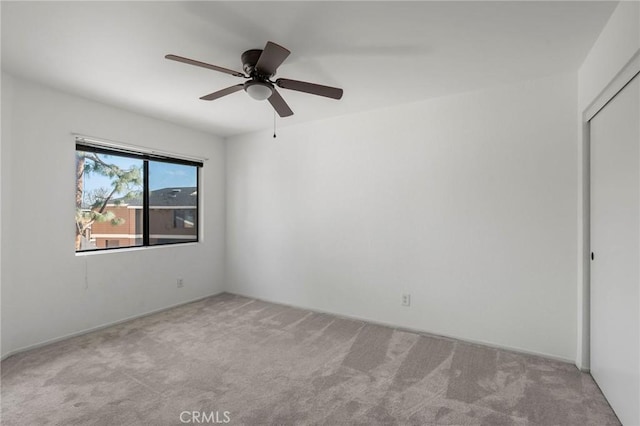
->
241, 49, 265, 77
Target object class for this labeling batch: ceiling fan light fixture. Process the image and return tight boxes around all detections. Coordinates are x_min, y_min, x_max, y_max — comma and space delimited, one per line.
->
244, 81, 273, 101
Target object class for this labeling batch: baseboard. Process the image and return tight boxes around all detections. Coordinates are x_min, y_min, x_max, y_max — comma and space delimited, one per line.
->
226, 291, 576, 366
1, 292, 224, 361
3, 290, 577, 367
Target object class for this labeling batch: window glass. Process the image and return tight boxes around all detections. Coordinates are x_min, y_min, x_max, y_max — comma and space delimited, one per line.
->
148, 161, 198, 245
75, 150, 143, 251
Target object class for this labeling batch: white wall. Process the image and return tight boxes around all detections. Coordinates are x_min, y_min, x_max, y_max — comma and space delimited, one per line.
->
0, 73, 226, 358
576, 1, 640, 370
579, 1, 640, 113
226, 72, 578, 361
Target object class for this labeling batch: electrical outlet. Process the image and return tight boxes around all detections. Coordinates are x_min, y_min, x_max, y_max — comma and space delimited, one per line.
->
401, 293, 411, 307
177, 278, 184, 288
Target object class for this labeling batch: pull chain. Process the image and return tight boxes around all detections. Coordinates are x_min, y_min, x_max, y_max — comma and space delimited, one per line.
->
273, 110, 277, 138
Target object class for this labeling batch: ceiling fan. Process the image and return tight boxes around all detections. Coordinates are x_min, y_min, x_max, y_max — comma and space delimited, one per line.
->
165, 41, 343, 117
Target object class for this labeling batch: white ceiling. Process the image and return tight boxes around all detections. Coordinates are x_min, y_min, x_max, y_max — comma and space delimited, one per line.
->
2, 1, 616, 138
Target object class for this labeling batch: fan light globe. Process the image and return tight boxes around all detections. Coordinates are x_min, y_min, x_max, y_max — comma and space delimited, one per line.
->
245, 82, 273, 101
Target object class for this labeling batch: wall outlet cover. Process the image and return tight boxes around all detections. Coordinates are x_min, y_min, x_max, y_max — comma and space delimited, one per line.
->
401, 294, 411, 307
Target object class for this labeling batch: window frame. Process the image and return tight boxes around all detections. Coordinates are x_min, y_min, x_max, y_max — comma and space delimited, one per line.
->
75, 142, 202, 253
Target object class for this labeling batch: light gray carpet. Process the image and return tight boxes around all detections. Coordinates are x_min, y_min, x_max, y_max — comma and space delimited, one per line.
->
1, 293, 619, 425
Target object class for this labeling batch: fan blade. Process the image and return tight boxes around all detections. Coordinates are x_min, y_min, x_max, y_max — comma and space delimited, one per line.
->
255, 42, 291, 76
268, 88, 294, 117
165, 54, 245, 78
276, 78, 343, 100
200, 84, 244, 101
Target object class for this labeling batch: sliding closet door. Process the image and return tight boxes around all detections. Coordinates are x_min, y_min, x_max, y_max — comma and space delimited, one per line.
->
590, 74, 639, 426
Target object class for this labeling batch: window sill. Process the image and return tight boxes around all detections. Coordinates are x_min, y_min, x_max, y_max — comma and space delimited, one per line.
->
75, 241, 200, 257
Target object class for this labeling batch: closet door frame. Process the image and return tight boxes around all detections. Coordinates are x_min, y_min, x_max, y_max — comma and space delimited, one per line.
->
579, 51, 640, 372
589, 70, 639, 426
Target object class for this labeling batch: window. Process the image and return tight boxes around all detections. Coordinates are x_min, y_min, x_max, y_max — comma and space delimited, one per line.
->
75, 142, 202, 252
148, 162, 198, 245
